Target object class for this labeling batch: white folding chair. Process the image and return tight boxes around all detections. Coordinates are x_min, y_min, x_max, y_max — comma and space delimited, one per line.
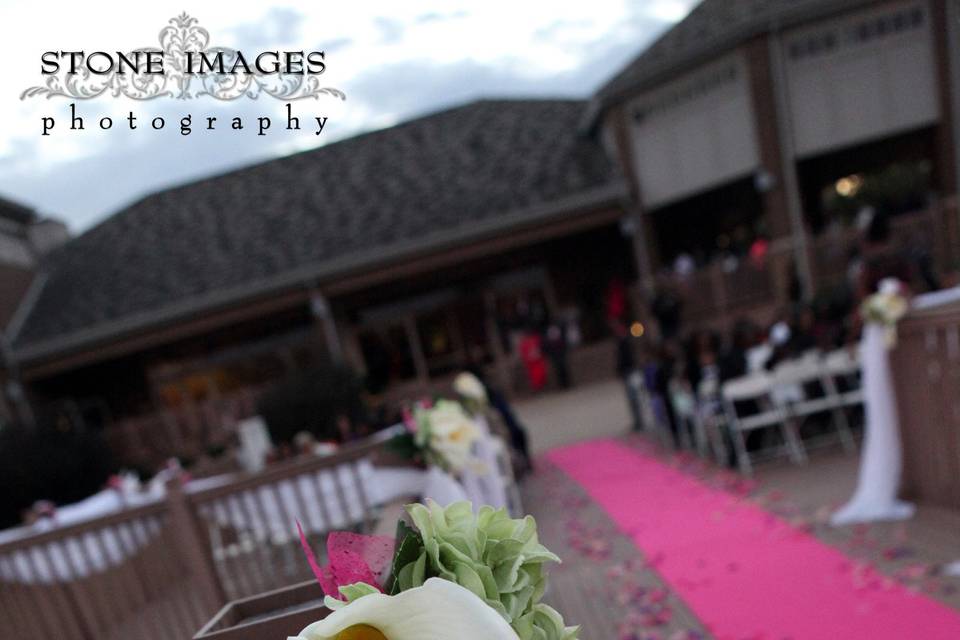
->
823, 348, 864, 408
696, 377, 728, 465
668, 380, 700, 452
746, 343, 773, 373
721, 372, 807, 475
637, 372, 675, 448
772, 354, 856, 453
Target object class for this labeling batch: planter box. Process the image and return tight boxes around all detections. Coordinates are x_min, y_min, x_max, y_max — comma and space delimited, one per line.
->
194, 581, 330, 639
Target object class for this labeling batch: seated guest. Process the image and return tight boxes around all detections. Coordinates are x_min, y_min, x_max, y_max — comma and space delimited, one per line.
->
788, 306, 819, 355
719, 320, 756, 383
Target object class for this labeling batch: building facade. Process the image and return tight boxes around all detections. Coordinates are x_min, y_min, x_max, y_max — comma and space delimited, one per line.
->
591, 0, 960, 331
3, 101, 636, 463
5, 0, 960, 466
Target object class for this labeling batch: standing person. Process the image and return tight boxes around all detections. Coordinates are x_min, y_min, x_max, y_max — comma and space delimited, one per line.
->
859, 211, 915, 298
651, 279, 682, 341
719, 320, 754, 383
614, 320, 644, 432
518, 329, 548, 392
605, 278, 628, 325
543, 321, 571, 389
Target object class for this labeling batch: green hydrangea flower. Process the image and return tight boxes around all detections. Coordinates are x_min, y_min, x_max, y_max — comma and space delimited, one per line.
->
393, 500, 579, 640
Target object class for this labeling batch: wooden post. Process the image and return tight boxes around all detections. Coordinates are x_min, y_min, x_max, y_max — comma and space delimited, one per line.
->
165, 479, 226, 614
931, 0, 959, 197
338, 318, 367, 377
609, 106, 657, 290
710, 263, 729, 330
483, 290, 512, 395
767, 28, 815, 299
309, 292, 342, 361
403, 315, 429, 384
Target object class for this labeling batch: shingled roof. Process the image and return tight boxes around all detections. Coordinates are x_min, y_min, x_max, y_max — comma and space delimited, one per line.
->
591, 0, 877, 117
12, 99, 623, 360
0, 195, 36, 226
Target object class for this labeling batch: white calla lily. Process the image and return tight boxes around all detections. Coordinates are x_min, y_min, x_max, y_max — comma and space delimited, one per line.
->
290, 578, 519, 640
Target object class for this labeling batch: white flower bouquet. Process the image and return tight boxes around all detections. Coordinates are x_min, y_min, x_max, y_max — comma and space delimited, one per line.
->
390, 399, 482, 474
861, 278, 909, 347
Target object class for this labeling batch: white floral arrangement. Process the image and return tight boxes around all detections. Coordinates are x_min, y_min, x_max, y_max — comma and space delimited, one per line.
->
391, 399, 482, 474
453, 372, 489, 416
861, 278, 909, 347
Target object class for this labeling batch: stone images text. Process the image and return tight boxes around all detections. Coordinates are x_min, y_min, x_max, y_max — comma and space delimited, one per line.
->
40, 50, 327, 76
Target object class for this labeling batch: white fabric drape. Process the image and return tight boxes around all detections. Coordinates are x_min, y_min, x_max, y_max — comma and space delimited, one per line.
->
831, 323, 915, 526
458, 416, 509, 511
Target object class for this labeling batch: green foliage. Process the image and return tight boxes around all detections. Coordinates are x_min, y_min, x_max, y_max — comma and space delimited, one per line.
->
385, 431, 425, 467
385, 519, 423, 595
392, 500, 579, 640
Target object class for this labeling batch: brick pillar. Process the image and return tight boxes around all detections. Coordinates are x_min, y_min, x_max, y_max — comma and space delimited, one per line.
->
759, 31, 816, 298
745, 36, 792, 240
607, 105, 658, 289
930, 0, 958, 197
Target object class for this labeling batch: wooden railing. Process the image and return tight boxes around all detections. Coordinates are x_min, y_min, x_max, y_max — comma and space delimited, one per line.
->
666, 202, 960, 332
674, 259, 776, 327
0, 497, 218, 640
809, 201, 960, 290
0, 431, 396, 639
187, 434, 389, 602
890, 292, 960, 511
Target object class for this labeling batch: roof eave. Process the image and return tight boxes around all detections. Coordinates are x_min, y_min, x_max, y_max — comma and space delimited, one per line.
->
588, 0, 882, 128
10, 181, 629, 367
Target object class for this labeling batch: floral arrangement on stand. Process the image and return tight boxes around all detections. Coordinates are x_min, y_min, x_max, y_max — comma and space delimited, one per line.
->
453, 371, 489, 417
860, 278, 909, 347
389, 399, 482, 475
294, 499, 579, 640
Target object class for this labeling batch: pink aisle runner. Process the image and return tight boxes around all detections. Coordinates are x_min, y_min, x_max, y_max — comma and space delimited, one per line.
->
547, 439, 960, 640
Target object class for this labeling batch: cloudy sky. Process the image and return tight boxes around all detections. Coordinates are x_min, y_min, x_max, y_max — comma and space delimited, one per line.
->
0, 0, 696, 232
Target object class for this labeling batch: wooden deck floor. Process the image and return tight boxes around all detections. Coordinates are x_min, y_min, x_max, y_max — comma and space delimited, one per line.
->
521, 437, 960, 640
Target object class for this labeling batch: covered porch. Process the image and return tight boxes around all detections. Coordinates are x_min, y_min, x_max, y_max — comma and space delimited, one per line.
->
637, 194, 960, 336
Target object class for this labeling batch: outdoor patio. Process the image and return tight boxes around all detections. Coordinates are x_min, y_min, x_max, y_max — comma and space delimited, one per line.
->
516, 380, 960, 639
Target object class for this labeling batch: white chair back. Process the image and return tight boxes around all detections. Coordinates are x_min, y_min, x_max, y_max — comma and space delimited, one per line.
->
721, 373, 774, 402
720, 372, 807, 474
746, 344, 773, 372
236, 416, 272, 473
824, 348, 860, 375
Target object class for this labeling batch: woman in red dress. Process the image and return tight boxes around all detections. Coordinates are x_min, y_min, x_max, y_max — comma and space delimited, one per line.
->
518, 331, 548, 391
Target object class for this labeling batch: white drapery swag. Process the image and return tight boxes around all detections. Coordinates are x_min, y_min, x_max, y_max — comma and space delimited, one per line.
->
458, 416, 510, 512
831, 323, 915, 526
